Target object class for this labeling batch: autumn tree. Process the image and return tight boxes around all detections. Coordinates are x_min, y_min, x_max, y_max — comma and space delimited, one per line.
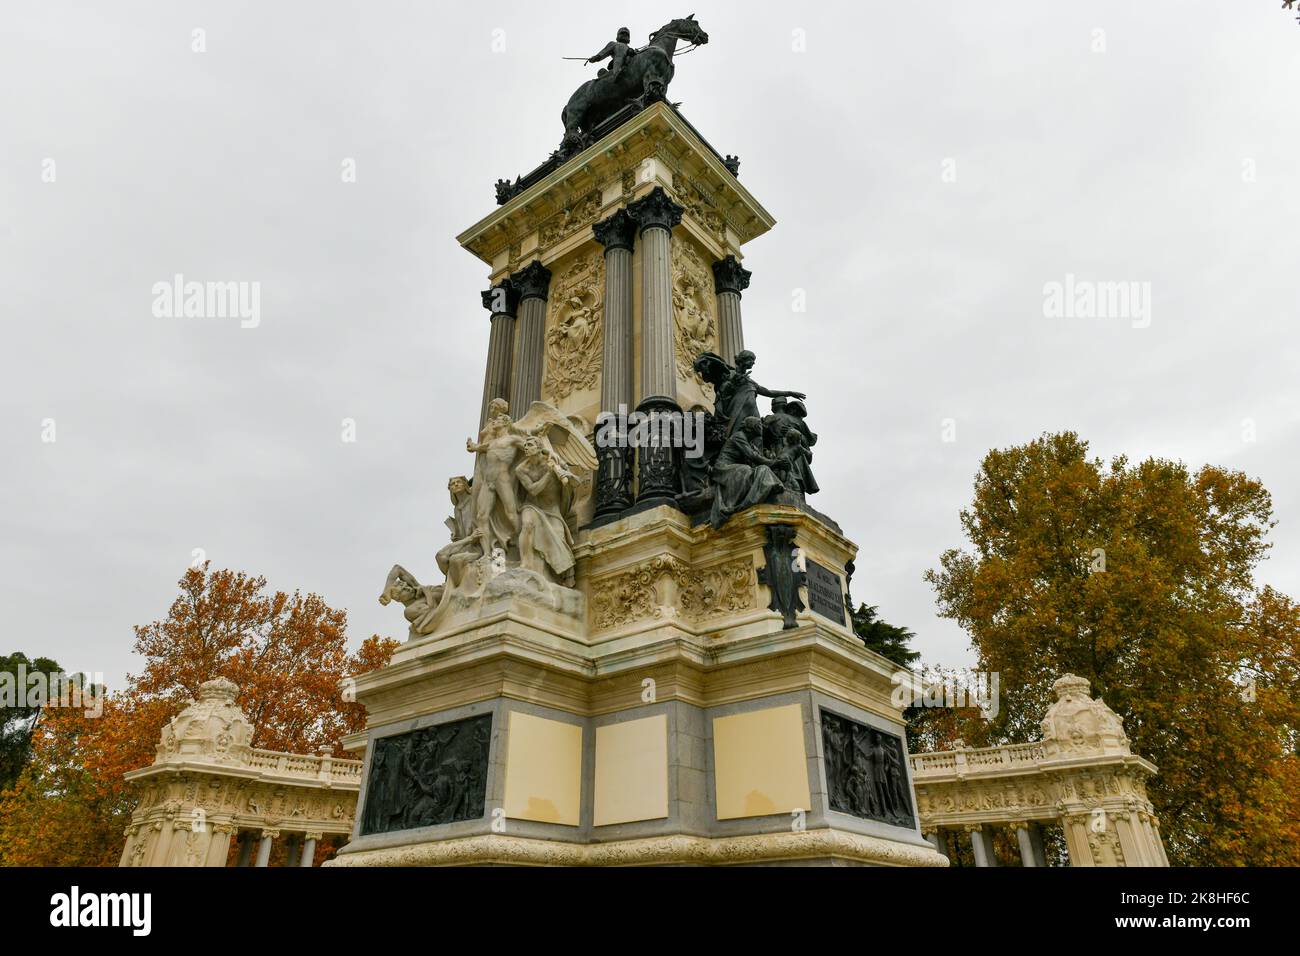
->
0, 564, 398, 866
926, 432, 1300, 866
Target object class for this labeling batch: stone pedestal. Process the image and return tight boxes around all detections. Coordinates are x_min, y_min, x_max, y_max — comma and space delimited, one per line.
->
332, 506, 945, 867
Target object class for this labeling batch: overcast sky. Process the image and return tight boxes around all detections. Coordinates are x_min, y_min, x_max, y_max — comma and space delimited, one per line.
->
3, 1, 1298, 692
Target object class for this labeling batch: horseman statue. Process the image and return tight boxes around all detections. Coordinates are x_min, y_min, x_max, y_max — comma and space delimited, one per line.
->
559, 15, 709, 158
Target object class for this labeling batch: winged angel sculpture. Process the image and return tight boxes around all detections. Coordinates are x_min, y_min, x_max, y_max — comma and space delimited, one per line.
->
380, 398, 597, 637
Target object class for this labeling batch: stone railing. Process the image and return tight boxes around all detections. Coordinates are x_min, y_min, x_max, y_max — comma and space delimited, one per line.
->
911, 741, 1048, 777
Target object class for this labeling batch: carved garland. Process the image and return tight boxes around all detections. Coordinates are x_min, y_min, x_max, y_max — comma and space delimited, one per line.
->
543, 252, 605, 402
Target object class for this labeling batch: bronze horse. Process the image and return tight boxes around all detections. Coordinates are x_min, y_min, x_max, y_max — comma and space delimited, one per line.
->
559, 15, 709, 155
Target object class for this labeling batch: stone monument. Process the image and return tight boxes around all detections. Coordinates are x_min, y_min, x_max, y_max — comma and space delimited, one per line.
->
330, 17, 946, 867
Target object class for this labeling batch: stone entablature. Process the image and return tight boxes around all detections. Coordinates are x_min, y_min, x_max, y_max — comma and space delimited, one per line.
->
909, 675, 1169, 867
120, 679, 361, 867
457, 102, 774, 277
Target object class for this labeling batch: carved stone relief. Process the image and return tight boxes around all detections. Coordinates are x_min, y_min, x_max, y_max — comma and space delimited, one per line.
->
543, 252, 605, 402
820, 710, 915, 830
362, 714, 492, 836
539, 190, 601, 249
671, 240, 717, 387
590, 554, 756, 632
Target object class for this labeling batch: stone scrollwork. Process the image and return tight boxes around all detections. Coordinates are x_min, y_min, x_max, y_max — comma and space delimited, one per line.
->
543, 252, 605, 402
671, 241, 717, 386
591, 555, 686, 631
677, 178, 727, 245
676, 556, 756, 624
539, 190, 602, 249
591, 554, 756, 632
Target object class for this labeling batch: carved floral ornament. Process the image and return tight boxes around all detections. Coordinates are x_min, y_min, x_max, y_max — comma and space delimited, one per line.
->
543, 252, 605, 402
590, 554, 756, 632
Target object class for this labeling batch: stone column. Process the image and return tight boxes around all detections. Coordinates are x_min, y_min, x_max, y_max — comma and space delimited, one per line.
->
509, 260, 552, 415
283, 832, 301, 867
301, 832, 321, 867
627, 186, 685, 505
712, 255, 751, 364
592, 208, 638, 517
968, 825, 997, 867
206, 822, 235, 867
479, 280, 520, 429
255, 828, 277, 868
924, 830, 945, 857
1013, 823, 1038, 867
235, 831, 254, 867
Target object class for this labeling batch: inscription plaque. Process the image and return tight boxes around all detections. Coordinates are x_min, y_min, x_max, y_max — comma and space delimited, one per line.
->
805, 560, 846, 626
361, 713, 492, 836
820, 710, 915, 829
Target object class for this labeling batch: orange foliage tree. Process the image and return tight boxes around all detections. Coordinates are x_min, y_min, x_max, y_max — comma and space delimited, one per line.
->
926, 433, 1300, 866
0, 564, 397, 866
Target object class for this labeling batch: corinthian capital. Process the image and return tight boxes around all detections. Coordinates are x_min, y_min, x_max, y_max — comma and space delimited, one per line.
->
712, 255, 752, 296
481, 279, 520, 318
627, 186, 684, 235
510, 260, 553, 302
592, 208, 637, 253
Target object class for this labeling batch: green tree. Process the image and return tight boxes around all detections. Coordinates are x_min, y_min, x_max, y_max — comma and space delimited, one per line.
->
0, 652, 63, 790
926, 432, 1300, 866
850, 604, 920, 669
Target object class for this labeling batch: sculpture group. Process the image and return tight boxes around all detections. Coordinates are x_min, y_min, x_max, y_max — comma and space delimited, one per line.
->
686, 349, 819, 528
380, 399, 597, 637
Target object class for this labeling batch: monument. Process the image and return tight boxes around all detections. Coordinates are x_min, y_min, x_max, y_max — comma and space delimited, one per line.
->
330, 17, 947, 867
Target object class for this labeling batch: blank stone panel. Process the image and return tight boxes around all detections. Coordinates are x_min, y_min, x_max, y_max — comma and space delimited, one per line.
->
503, 712, 583, 826
593, 714, 669, 827
712, 703, 811, 821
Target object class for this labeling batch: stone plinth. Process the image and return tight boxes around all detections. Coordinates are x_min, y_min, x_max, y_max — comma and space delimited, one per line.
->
331, 506, 945, 867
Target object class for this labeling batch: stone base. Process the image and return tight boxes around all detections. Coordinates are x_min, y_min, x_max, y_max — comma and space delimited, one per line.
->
342, 505, 940, 868
327, 828, 947, 867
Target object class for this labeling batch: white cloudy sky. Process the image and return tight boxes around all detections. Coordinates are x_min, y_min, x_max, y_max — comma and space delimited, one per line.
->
2, 1, 1298, 691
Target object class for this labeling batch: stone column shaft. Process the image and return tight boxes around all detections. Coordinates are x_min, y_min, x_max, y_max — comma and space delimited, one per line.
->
235, 831, 254, 867
969, 827, 997, 867
255, 831, 276, 868
300, 835, 319, 867
509, 260, 551, 415
627, 186, 685, 504
480, 281, 520, 429
592, 208, 637, 517
712, 255, 751, 364
1015, 825, 1038, 867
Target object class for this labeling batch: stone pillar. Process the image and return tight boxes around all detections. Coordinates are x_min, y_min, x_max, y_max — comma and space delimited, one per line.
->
283, 832, 301, 867
712, 255, 751, 364
627, 186, 685, 505
255, 829, 277, 868
301, 832, 321, 867
509, 260, 552, 415
968, 825, 997, 867
592, 208, 638, 517
480, 280, 520, 429
1062, 814, 1094, 867
1029, 823, 1048, 867
206, 822, 235, 867
235, 831, 254, 867
923, 830, 945, 857
1014, 823, 1038, 867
